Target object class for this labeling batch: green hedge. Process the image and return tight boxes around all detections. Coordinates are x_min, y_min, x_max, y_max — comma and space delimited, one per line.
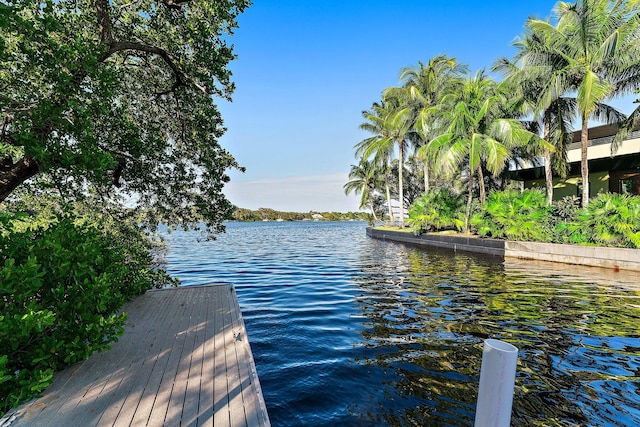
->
561, 193, 640, 248
407, 189, 640, 249
471, 189, 552, 242
0, 213, 171, 415
407, 188, 465, 234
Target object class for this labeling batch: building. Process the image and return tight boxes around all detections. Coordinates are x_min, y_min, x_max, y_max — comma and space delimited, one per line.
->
512, 124, 640, 199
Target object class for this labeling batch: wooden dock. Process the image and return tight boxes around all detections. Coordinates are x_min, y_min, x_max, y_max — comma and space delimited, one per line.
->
3, 285, 270, 427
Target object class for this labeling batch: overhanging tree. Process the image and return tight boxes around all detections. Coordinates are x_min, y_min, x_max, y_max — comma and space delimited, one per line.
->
0, 0, 250, 232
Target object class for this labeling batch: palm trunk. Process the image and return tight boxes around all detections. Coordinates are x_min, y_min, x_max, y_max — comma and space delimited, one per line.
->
385, 181, 394, 226
477, 165, 486, 204
398, 142, 405, 229
544, 151, 553, 205
580, 116, 589, 207
465, 171, 474, 233
370, 204, 379, 223
423, 161, 430, 193
543, 110, 553, 206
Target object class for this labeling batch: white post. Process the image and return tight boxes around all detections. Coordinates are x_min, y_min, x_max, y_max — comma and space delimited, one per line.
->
474, 339, 519, 427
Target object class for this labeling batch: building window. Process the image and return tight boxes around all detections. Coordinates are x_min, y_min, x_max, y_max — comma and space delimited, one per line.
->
610, 171, 640, 196
576, 181, 591, 198
620, 179, 634, 194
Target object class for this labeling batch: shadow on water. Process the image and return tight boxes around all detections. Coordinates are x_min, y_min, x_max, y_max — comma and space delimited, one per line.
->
353, 239, 640, 426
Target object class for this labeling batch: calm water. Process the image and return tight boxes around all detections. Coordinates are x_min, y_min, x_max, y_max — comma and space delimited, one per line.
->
162, 221, 640, 426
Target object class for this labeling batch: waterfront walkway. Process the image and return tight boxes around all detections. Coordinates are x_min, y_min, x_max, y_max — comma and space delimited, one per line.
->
3, 285, 270, 427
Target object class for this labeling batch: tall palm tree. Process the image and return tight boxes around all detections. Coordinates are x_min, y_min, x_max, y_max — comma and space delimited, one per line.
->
344, 158, 383, 222
390, 56, 467, 193
527, 0, 638, 206
357, 103, 395, 225
493, 32, 578, 205
419, 71, 543, 232
357, 98, 412, 228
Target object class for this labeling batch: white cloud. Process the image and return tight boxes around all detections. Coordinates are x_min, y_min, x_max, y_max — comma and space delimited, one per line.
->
224, 172, 362, 212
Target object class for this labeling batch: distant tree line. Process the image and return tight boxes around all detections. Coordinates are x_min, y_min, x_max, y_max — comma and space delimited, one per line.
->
230, 207, 371, 222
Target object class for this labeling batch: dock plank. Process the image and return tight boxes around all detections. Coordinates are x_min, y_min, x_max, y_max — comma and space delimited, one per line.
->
213, 287, 231, 427
3, 285, 270, 427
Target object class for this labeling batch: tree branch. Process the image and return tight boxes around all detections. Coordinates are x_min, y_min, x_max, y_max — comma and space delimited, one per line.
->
161, 0, 192, 10
95, 0, 114, 45
0, 157, 39, 201
94, 0, 205, 95
103, 41, 207, 94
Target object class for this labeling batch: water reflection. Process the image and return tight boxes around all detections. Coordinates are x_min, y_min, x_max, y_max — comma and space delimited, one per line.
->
354, 241, 640, 426
164, 222, 640, 426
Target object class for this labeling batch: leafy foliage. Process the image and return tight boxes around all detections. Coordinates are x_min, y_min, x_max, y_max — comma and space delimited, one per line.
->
525, 0, 640, 206
0, 0, 250, 233
0, 211, 173, 415
407, 189, 465, 234
565, 193, 640, 248
550, 196, 582, 243
344, 159, 385, 221
408, 188, 640, 249
419, 71, 545, 232
471, 189, 552, 241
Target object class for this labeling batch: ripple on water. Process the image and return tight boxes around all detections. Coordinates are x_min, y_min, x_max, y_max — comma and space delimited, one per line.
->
163, 221, 640, 427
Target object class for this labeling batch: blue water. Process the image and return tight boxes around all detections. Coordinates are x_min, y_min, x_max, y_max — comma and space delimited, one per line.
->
163, 221, 640, 426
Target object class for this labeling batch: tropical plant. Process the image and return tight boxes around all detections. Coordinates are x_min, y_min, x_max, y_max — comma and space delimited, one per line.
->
494, 32, 576, 205
387, 155, 424, 209
357, 104, 395, 225
567, 193, 640, 248
527, 0, 639, 206
550, 195, 583, 243
357, 99, 413, 228
471, 189, 552, 241
419, 71, 543, 232
407, 188, 465, 234
394, 56, 467, 193
344, 159, 384, 222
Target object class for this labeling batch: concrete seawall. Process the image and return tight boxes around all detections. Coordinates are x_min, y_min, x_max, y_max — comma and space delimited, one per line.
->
366, 227, 640, 272
505, 240, 640, 272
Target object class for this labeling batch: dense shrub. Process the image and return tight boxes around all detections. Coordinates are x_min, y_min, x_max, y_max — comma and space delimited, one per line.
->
0, 213, 173, 415
550, 196, 583, 244
471, 189, 552, 242
550, 196, 581, 223
408, 189, 465, 234
404, 188, 640, 248
564, 193, 640, 248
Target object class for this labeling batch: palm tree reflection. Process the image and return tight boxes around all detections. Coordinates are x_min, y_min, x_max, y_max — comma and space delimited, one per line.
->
351, 241, 639, 425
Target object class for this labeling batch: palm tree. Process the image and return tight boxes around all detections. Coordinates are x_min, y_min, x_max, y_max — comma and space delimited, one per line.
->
357, 98, 412, 228
495, 31, 565, 205
344, 159, 382, 222
527, 0, 638, 206
493, 35, 577, 205
357, 103, 396, 226
419, 71, 543, 232
390, 56, 467, 193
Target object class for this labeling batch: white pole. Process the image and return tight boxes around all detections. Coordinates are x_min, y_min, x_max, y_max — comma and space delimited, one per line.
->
474, 339, 519, 427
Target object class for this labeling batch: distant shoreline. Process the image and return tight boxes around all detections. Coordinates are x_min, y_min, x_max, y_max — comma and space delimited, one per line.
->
230, 207, 370, 222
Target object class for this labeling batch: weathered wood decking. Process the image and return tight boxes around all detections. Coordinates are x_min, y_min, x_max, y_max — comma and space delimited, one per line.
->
4, 285, 270, 427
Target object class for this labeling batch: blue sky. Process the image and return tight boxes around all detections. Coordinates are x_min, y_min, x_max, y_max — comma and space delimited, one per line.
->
219, 0, 636, 212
